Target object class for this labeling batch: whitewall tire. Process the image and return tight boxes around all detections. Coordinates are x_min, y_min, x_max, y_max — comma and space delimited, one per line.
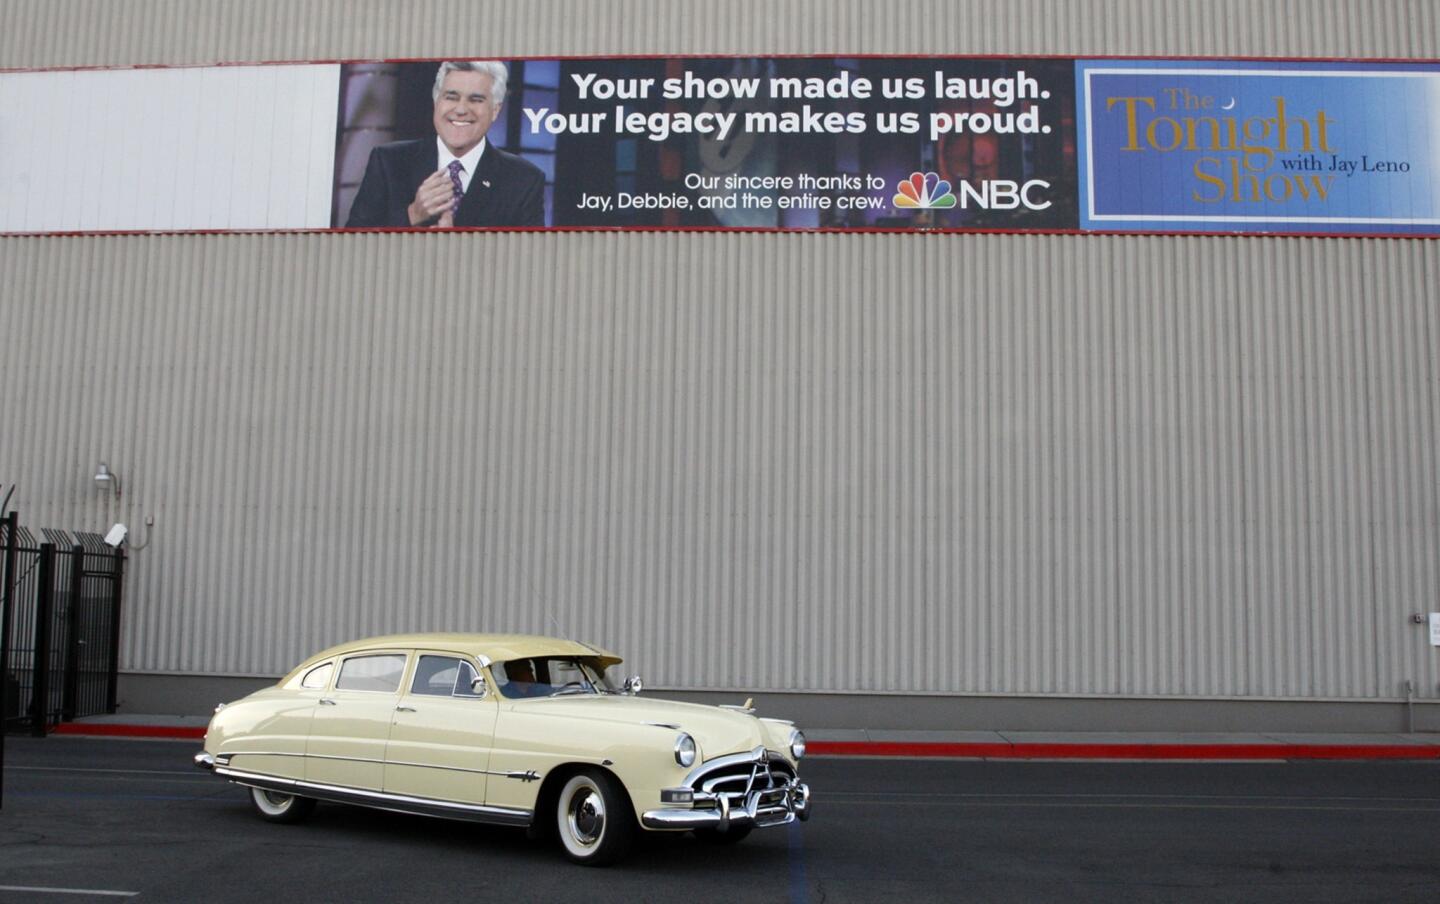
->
249, 786, 317, 824
554, 769, 634, 866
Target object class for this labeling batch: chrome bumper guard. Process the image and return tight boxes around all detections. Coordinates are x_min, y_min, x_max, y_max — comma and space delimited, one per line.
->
194, 752, 215, 770
642, 747, 811, 831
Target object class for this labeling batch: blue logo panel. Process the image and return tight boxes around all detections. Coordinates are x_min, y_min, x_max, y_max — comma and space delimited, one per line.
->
1076, 60, 1440, 235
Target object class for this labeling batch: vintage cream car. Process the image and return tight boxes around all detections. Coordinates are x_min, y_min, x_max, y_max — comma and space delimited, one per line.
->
194, 633, 810, 864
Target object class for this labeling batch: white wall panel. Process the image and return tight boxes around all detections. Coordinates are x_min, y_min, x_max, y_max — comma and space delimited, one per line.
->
0, 66, 337, 232
1, 0, 1438, 708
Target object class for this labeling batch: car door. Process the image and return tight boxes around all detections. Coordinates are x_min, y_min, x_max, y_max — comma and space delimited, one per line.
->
383, 653, 498, 805
229, 659, 334, 780
304, 650, 410, 791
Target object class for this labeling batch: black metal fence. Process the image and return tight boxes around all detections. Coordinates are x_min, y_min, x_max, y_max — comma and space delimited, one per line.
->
1, 511, 126, 736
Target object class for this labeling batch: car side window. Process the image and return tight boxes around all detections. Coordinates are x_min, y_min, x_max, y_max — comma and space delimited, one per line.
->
411, 655, 461, 696
300, 662, 333, 689
410, 655, 485, 698
335, 653, 406, 693
454, 660, 483, 698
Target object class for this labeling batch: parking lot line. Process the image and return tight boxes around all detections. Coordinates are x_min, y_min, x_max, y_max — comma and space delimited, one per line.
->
0, 886, 138, 898
9, 766, 197, 776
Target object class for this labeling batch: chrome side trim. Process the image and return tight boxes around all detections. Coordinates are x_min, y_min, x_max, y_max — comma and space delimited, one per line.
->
219, 750, 529, 781
219, 750, 377, 765
213, 766, 533, 827
383, 758, 510, 778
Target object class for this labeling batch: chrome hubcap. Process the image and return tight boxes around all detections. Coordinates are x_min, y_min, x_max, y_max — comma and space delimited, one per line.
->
263, 791, 290, 808
567, 788, 605, 845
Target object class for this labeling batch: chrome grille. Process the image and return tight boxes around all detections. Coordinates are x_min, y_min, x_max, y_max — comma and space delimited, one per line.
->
697, 759, 795, 796
669, 747, 807, 830
689, 751, 798, 826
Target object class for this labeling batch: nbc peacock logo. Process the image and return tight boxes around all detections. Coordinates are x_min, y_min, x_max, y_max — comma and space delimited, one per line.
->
893, 171, 956, 210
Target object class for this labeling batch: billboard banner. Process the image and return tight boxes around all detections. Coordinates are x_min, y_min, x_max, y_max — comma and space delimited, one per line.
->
1076, 59, 1440, 235
333, 57, 1078, 232
2, 55, 1438, 237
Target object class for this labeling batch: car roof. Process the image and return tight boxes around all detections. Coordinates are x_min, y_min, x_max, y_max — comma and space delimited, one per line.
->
287, 632, 623, 678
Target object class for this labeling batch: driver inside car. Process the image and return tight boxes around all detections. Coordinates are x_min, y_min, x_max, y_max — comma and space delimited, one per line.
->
502, 659, 548, 698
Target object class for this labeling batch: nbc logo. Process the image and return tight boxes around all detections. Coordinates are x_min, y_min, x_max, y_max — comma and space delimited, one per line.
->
893, 171, 956, 209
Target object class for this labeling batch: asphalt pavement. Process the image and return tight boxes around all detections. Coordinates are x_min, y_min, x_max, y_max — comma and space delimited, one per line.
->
3, 736, 1439, 903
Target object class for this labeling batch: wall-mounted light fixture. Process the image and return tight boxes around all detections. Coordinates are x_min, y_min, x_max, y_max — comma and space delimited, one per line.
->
94, 462, 121, 499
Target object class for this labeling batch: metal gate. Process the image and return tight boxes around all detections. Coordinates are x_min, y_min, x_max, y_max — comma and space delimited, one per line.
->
1, 511, 126, 736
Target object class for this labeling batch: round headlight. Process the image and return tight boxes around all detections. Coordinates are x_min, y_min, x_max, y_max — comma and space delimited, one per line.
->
789, 729, 806, 760
675, 733, 697, 767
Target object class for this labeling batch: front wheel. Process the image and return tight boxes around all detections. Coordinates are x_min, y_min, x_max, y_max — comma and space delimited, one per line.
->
249, 786, 317, 824
554, 769, 635, 866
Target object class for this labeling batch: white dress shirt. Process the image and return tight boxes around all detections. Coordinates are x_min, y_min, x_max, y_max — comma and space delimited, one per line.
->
436, 138, 487, 193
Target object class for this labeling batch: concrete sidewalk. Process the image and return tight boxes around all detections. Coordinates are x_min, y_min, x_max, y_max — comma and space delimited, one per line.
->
44, 714, 1440, 760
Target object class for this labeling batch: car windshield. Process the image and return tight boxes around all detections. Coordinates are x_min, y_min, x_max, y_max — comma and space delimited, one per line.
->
494, 656, 619, 699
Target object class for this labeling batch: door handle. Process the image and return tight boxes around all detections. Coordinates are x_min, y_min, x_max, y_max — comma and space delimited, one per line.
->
319, 698, 337, 706
396, 705, 417, 713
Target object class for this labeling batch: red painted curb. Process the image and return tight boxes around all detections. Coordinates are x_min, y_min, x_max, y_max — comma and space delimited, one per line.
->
807, 740, 1440, 760
53, 723, 206, 740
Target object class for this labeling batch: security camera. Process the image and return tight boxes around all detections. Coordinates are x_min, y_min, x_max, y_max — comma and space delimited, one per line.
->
105, 523, 128, 548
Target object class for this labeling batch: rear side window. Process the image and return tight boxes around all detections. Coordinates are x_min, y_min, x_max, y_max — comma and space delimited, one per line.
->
335, 653, 406, 693
300, 662, 333, 689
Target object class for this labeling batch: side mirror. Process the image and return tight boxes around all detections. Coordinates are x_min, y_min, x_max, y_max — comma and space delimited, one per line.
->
623, 675, 643, 695
470, 676, 487, 696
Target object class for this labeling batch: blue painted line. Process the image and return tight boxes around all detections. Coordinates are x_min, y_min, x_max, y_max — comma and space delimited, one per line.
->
787, 820, 808, 904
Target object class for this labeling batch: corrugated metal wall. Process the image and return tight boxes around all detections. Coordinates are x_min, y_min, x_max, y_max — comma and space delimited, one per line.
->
2, 0, 1438, 64
2, 1, 1438, 704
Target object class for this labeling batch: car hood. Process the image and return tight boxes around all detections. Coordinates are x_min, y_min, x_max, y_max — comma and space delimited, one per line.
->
506, 694, 773, 758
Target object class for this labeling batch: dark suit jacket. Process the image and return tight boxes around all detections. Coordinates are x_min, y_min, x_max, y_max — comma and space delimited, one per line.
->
345, 139, 546, 228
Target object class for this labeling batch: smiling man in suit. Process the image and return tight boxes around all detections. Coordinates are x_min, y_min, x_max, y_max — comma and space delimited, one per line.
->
346, 60, 546, 228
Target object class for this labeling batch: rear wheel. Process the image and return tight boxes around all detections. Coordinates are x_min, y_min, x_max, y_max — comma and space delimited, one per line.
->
554, 769, 635, 866
249, 787, 317, 824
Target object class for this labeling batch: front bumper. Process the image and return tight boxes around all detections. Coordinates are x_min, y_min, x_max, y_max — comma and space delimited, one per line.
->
641, 746, 811, 831
642, 780, 810, 830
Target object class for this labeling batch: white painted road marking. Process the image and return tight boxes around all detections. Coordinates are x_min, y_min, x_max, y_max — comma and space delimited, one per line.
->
0, 886, 138, 897
10, 766, 194, 776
